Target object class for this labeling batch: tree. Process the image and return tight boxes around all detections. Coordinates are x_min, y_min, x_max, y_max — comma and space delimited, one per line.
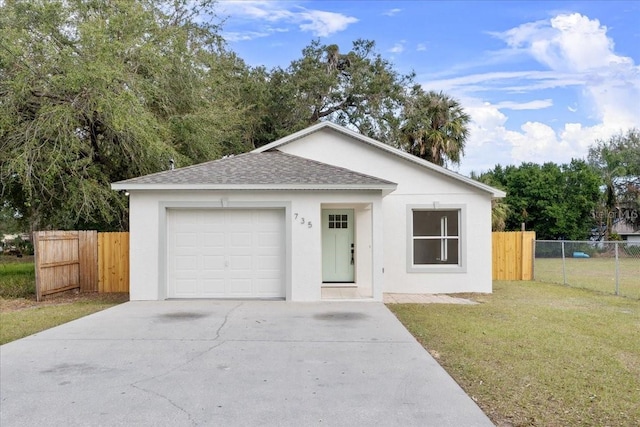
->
477, 160, 601, 240
249, 39, 413, 147
470, 170, 509, 231
399, 86, 471, 167
248, 39, 471, 168
588, 129, 640, 238
0, 0, 249, 231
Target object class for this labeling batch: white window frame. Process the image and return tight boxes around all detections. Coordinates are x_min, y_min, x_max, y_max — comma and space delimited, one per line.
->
407, 204, 466, 273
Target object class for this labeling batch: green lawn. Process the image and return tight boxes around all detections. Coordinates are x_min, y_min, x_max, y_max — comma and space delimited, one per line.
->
0, 296, 128, 345
0, 256, 127, 345
534, 257, 640, 299
0, 258, 36, 298
388, 281, 640, 427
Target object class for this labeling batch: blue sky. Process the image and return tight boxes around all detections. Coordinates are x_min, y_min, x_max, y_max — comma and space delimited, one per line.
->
216, 1, 640, 175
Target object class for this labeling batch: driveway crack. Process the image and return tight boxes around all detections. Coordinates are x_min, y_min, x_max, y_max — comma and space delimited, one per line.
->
129, 302, 243, 414
214, 301, 242, 340
130, 383, 196, 426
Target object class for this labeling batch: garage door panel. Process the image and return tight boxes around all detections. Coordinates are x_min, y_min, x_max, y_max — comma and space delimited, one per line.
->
228, 278, 252, 295
258, 231, 281, 248
175, 233, 198, 249
202, 255, 225, 269
202, 232, 224, 246
229, 255, 252, 270
257, 254, 280, 270
230, 232, 252, 248
175, 255, 198, 272
174, 279, 197, 296
201, 279, 226, 296
255, 278, 281, 296
174, 211, 200, 231
168, 209, 284, 299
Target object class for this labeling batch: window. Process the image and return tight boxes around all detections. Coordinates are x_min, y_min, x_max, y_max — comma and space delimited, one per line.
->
328, 214, 348, 229
412, 210, 460, 265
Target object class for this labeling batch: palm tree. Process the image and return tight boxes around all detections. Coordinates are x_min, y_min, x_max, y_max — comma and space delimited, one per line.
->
400, 86, 470, 167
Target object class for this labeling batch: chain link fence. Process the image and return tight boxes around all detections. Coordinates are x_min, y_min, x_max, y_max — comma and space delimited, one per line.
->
534, 240, 640, 299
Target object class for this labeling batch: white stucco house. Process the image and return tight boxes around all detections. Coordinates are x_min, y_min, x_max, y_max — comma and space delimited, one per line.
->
112, 122, 505, 301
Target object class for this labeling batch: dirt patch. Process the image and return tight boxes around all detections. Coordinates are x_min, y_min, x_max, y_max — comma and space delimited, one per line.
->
0, 291, 129, 313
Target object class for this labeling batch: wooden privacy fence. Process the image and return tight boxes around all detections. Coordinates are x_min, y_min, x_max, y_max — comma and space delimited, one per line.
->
34, 231, 129, 300
492, 231, 536, 280
34, 231, 98, 300
98, 232, 129, 293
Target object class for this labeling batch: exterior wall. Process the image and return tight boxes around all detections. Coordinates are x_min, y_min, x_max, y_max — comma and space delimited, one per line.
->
128, 190, 383, 301
278, 128, 494, 293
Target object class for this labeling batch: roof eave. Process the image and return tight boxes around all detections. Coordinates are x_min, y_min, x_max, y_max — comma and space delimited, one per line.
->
111, 183, 397, 191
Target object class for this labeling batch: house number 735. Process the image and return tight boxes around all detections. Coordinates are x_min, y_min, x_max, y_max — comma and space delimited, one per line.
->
293, 213, 312, 228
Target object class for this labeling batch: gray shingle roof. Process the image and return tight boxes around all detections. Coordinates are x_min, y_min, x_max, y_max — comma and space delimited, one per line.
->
113, 150, 396, 188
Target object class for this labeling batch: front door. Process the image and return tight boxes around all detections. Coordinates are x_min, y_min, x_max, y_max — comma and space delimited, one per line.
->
322, 209, 355, 283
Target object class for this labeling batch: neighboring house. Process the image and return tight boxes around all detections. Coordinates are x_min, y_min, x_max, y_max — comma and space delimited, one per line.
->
612, 219, 640, 246
112, 122, 505, 301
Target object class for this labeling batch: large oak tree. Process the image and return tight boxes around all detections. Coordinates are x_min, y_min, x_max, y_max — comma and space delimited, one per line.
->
0, 0, 250, 231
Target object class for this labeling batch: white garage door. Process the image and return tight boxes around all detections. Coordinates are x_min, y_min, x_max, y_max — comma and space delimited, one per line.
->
167, 209, 285, 298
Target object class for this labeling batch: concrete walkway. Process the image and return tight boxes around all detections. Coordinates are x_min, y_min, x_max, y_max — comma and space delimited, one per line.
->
0, 301, 492, 426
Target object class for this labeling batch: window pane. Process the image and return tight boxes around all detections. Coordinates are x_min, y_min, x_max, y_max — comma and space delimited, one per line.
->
342, 221, 348, 228
446, 212, 459, 236
414, 239, 459, 265
342, 215, 348, 221
445, 239, 459, 264
413, 210, 458, 237
413, 211, 441, 236
329, 215, 335, 221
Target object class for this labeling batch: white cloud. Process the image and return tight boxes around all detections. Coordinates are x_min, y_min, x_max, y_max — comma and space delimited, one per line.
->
221, 1, 358, 38
494, 99, 553, 110
383, 8, 402, 17
224, 31, 271, 42
389, 41, 405, 54
441, 13, 640, 174
416, 43, 427, 52
495, 14, 633, 72
298, 10, 358, 37
459, 97, 634, 175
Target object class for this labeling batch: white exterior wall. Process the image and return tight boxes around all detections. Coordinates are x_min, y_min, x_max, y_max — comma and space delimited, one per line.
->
128, 190, 383, 301
277, 128, 494, 293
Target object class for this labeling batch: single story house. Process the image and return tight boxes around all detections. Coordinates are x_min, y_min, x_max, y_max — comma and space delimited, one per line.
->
112, 122, 505, 301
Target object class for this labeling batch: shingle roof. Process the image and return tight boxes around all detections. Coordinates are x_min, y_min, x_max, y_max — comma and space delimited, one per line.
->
112, 150, 396, 189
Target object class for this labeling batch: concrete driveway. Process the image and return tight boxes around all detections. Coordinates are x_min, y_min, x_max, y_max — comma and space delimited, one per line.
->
0, 301, 493, 426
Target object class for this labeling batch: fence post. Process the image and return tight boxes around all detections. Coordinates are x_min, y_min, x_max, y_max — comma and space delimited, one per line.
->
614, 242, 620, 296
561, 240, 567, 286
532, 238, 536, 281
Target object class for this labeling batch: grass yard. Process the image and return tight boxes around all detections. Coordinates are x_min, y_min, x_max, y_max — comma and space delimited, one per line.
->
0, 256, 128, 345
389, 281, 640, 427
534, 257, 640, 299
0, 256, 36, 298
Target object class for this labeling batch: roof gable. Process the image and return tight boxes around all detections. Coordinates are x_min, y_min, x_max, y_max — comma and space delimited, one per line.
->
112, 151, 396, 191
254, 122, 506, 198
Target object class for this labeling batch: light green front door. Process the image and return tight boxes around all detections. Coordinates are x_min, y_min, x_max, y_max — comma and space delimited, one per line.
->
322, 209, 355, 283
